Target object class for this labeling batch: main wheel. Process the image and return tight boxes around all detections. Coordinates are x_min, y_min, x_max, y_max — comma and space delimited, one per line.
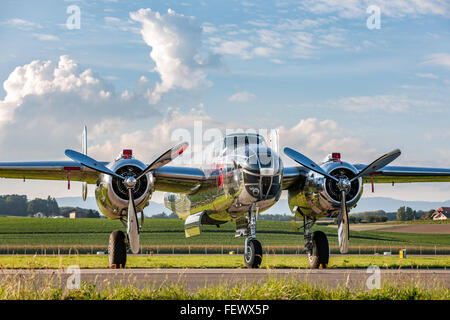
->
244, 239, 263, 268
108, 230, 127, 268
308, 231, 329, 269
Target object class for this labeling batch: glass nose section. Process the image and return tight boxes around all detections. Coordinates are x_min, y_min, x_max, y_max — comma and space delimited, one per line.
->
242, 147, 281, 200
243, 147, 280, 174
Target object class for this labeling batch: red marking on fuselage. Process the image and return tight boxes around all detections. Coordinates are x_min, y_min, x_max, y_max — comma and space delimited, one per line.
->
217, 170, 223, 190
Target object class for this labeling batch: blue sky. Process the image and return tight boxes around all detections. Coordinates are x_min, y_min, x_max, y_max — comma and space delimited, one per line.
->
0, 0, 449, 202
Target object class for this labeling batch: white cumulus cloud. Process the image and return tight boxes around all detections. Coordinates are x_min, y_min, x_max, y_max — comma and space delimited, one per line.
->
228, 91, 256, 102
0, 55, 160, 160
277, 118, 377, 164
130, 8, 220, 104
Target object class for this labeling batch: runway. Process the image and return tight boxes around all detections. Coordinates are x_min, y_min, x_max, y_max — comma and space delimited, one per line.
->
1, 268, 449, 290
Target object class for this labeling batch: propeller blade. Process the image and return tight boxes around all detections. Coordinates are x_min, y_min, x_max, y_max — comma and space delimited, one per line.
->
284, 147, 339, 182
337, 190, 349, 254
65, 149, 124, 180
127, 188, 140, 254
135, 141, 189, 181
350, 149, 401, 182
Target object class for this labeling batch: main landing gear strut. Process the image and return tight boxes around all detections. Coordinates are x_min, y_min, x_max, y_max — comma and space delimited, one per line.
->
108, 210, 143, 268
296, 208, 329, 269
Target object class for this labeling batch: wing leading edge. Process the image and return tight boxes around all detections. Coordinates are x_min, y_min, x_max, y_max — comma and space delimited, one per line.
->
2, 161, 448, 193
281, 164, 450, 189
0, 161, 102, 184
353, 164, 450, 183
0, 161, 212, 194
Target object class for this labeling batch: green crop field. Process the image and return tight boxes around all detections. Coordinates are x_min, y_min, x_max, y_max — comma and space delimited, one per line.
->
0, 217, 449, 253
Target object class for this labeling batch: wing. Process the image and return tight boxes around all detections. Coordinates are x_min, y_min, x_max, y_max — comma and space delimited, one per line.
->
153, 166, 215, 194
353, 164, 450, 183
281, 166, 309, 190
0, 161, 212, 193
0, 161, 102, 184
281, 164, 450, 189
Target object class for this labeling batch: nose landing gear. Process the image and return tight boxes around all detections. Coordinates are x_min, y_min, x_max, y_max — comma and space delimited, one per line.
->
237, 204, 264, 269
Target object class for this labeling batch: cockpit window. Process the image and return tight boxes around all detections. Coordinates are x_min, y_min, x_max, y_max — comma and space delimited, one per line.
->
223, 134, 266, 150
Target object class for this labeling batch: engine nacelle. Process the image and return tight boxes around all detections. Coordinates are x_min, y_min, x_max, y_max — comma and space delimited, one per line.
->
95, 158, 154, 219
288, 160, 363, 218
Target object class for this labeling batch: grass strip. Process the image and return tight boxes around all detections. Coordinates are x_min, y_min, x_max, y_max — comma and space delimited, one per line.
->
0, 255, 448, 269
0, 277, 448, 300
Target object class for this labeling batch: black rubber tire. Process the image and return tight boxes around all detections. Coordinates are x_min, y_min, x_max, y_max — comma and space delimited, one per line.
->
308, 231, 329, 269
244, 239, 263, 269
108, 230, 127, 268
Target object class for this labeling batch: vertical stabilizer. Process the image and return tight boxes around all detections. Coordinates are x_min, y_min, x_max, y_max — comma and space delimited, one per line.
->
82, 125, 87, 155
81, 125, 88, 201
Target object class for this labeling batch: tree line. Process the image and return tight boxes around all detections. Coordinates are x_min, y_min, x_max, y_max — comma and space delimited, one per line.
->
0, 195, 59, 217
348, 207, 436, 223
0, 194, 100, 218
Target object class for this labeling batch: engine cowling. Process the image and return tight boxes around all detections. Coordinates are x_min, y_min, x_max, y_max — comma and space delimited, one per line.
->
288, 160, 363, 218
95, 158, 154, 219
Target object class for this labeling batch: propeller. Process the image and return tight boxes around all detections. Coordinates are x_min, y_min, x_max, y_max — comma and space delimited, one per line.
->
127, 188, 139, 254
283, 147, 401, 254
337, 190, 349, 253
349, 149, 401, 183
135, 142, 188, 180
64, 149, 125, 180
65, 141, 189, 254
284, 148, 339, 183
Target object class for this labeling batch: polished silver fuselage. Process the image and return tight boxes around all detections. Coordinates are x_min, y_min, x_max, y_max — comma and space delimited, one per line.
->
95, 137, 364, 223
164, 144, 283, 224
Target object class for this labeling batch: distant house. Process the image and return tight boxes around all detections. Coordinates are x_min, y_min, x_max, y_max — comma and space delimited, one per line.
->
432, 207, 450, 220
69, 211, 87, 219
